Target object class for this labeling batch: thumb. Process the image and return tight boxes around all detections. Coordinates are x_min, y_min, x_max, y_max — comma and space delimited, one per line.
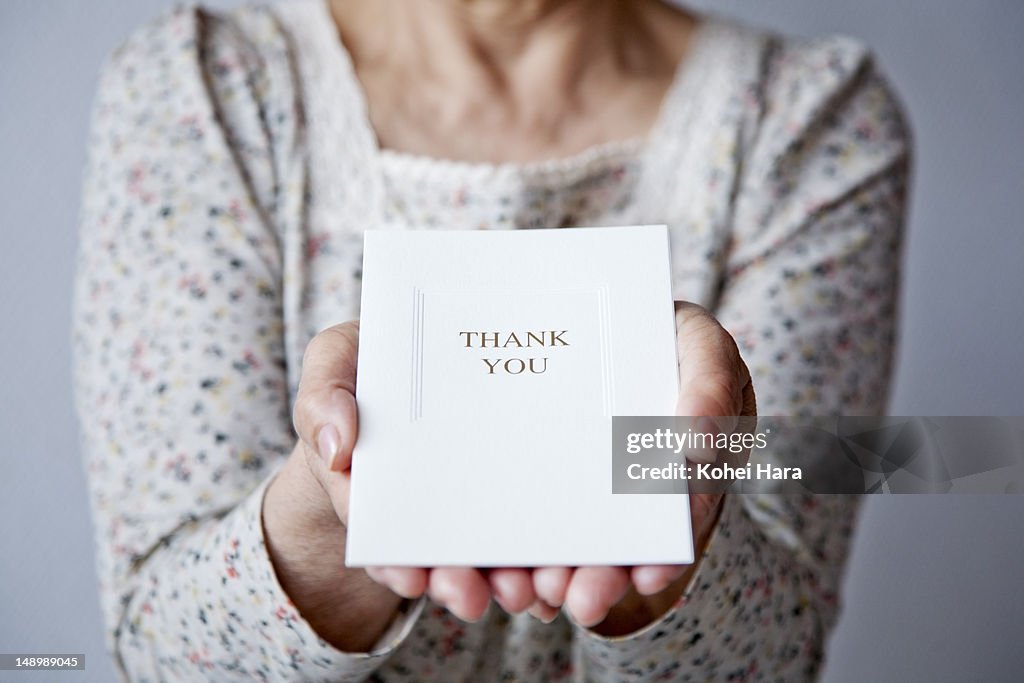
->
293, 321, 361, 472
674, 302, 750, 417
673, 303, 755, 462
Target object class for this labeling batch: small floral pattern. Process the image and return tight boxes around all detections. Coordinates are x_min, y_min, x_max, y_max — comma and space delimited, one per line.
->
73, 1, 909, 681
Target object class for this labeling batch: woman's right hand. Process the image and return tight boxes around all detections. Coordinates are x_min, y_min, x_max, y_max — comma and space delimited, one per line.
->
263, 321, 409, 651
266, 321, 533, 651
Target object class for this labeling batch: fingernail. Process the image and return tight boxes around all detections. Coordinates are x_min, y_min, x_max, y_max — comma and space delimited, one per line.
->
317, 424, 340, 469
634, 568, 666, 595
686, 417, 720, 464
528, 605, 557, 624
528, 610, 552, 626
695, 416, 718, 436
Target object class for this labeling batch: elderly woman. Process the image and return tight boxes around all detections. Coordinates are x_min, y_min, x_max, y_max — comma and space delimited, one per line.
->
73, 0, 908, 680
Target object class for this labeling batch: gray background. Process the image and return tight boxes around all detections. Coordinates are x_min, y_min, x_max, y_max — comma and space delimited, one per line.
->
1, 0, 1021, 680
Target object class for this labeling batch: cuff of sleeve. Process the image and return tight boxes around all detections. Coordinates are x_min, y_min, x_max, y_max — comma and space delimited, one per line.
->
571, 495, 759, 664
221, 469, 425, 681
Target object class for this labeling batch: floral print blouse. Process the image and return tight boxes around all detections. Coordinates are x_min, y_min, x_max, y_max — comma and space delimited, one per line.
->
72, 1, 910, 681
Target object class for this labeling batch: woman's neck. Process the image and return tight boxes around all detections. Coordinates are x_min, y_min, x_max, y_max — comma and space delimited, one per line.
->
328, 0, 697, 162
406, 0, 620, 96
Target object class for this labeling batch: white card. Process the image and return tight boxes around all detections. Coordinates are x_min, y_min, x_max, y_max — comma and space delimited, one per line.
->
345, 226, 693, 567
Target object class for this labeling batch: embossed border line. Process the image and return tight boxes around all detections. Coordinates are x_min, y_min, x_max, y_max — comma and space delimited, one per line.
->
597, 285, 615, 417
410, 287, 425, 421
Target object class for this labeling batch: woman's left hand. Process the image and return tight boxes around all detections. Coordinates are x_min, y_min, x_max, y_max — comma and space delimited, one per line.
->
524, 302, 756, 631
367, 302, 756, 631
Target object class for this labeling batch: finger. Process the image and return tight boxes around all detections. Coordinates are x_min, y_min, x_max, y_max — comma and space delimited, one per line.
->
428, 567, 492, 622
526, 600, 560, 624
564, 567, 630, 627
488, 568, 535, 613
674, 302, 751, 418
631, 565, 686, 596
673, 303, 755, 464
293, 322, 361, 472
533, 566, 572, 607
365, 567, 429, 599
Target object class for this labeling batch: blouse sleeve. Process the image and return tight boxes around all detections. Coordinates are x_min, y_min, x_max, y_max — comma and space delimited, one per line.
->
73, 7, 419, 681
574, 36, 910, 679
